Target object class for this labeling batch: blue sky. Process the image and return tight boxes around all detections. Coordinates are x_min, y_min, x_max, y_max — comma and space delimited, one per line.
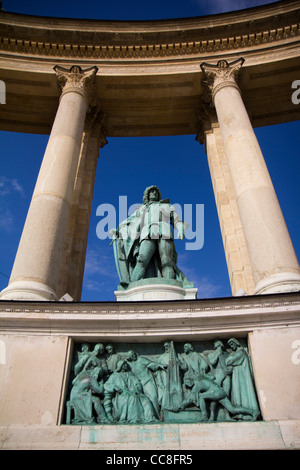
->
1, 0, 299, 302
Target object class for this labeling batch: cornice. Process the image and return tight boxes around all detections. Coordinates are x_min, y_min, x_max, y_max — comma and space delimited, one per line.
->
0, 4, 299, 61
0, 293, 300, 340
1, 291, 300, 314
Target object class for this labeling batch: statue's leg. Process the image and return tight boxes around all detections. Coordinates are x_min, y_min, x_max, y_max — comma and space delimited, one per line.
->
131, 240, 156, 281
219, 397, 254, 418
92, 397, 111, 423
209, 401, 217, 422
158, 239, 175, 279
103, 393, 114, 422
198, 396, 209, 421
66, 401, 72, 424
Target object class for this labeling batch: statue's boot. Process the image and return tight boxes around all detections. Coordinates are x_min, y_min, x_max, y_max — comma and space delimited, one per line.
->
162, 266, 175, 279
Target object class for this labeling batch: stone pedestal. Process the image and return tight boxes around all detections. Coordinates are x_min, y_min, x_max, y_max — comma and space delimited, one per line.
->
114, 279, 198, 301
0, 293, 300, 449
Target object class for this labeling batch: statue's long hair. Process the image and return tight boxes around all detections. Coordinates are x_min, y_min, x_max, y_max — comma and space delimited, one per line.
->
142, 185, 162, 205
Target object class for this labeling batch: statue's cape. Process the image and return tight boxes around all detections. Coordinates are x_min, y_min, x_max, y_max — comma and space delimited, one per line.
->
111, 207, 144, 285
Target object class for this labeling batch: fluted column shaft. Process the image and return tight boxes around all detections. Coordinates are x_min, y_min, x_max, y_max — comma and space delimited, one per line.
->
201, 59, 300, 294
1, 65, 98, 300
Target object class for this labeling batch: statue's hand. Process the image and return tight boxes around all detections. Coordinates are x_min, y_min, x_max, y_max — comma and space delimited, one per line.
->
177, 227, 185, 240
177, 222, 188, 240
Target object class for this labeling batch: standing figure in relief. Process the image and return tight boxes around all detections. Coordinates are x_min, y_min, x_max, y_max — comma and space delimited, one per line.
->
207, 340, 231, 391
83, 343, 109, 378
73, 343, 91, 376
225, 338, 260, 420
207, 339, 233, 421
180, 343, 211, 390
155, 341, 187, 412
103, 360, 158, 424
106, 344, 122, 373
126, 349, 165, 418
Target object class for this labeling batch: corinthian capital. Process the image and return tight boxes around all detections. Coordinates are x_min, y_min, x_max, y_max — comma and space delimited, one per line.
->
54, 65, 98, 106
200, 58, 244, 103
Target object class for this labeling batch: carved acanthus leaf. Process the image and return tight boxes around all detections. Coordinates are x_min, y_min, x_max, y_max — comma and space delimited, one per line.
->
54, 65, 98, 106
200, 58, 244, 103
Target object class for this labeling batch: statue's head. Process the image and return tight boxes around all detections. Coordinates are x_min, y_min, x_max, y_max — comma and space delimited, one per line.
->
163, 341, 171, 352
127, 350, 138, 361
116, 359, 131, 372
94, 343, 105, 355
106, 344, 114, 355
214, 340, 224, 350
183, 343, 193, 354
228, 338, 240, 350
143, 185, 161, 205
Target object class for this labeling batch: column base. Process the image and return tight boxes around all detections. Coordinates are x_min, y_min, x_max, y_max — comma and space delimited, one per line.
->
0, 280, 58, 301
254, 272, 300, 295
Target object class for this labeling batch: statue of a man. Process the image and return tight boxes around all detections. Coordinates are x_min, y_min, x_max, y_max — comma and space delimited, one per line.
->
111, 185, 192, 287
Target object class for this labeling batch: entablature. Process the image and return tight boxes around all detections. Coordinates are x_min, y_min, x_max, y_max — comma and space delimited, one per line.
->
0, 1, 299, 136
1, 291, 300, 342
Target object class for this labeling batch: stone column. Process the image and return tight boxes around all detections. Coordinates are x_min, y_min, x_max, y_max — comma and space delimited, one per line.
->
197, 111, 256, 296
0, 65, 98, 301
56, 110, 107, 301
200, 58, 300, 294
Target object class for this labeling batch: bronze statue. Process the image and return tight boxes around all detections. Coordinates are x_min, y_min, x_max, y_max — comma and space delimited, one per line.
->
111, 186, 193, 288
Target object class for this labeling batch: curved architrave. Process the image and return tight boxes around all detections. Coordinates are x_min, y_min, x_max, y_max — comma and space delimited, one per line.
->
0, 0, 300, 136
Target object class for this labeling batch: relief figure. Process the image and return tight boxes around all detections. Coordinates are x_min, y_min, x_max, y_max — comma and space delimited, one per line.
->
67, 361, 111, 425
226, 338, 260, 420
182, 373, 257, 422
155, 341, 187, 412
103, 360, 158, 424
126, 350, 165, 418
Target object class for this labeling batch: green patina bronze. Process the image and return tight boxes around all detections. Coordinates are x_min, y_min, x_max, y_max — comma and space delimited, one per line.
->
65, 339, 260, 425
110, 186, 194, 290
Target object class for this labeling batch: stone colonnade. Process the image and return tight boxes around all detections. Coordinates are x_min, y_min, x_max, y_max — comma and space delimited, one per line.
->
1, 59, 300, 301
